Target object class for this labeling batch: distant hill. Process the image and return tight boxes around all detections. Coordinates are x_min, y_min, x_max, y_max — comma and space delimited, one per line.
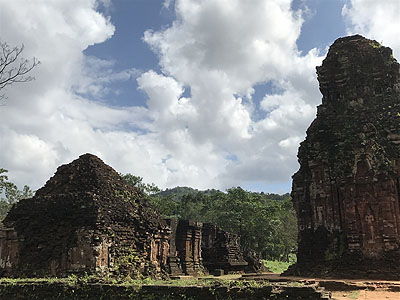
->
260, 192, 290, 201
155, 186, 219, 201
155, 186, 289, 202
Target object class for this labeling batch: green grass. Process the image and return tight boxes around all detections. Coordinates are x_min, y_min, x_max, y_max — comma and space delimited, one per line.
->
262, 254, 296, 274
0, 276, 270, 289
263, 260, 292, 274
347, 290, 360, 299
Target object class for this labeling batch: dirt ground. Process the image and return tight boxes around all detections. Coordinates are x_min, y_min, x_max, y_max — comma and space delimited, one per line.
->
332, 290, 400, 300
240, 273, 400, 300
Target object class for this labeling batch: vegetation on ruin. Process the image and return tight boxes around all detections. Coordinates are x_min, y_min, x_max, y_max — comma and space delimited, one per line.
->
369, 40, 382, 49
123, 174, 298, 262
113, 247, 144, 277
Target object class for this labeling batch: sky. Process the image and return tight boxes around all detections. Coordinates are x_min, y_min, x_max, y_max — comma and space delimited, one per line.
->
0, 0, 399, 194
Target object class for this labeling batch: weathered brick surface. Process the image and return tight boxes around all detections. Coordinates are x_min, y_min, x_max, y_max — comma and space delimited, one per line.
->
166, 220, 249, 275
173, 220, 205, 275
1, 154, 167, 277
202, 223, 248, 273
287, 35, 400, 278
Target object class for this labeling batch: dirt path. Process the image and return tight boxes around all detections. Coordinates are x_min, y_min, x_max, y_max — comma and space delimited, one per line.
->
196, 273, 400, 299
333, 290, 400, 300
241, 273, 400, 300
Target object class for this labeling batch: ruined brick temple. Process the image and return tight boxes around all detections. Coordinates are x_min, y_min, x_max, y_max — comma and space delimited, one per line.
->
288, 35, 400, 278
0, 154, 250, 277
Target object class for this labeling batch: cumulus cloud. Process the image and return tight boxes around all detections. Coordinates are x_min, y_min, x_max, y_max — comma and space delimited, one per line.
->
343, 0, 400, 59
0, 0, 158, 189
145, 0, 304, 92
0, 0, 328, 192
1, 0, 328, 193
73, 56, 141, 100
141, 0, 323, 189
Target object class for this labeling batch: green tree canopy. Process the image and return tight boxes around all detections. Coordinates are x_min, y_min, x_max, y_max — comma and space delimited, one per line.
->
0, 168, 33, 222
121, 174, 297, 262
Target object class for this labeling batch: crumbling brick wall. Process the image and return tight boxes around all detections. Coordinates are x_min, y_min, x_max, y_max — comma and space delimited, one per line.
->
1, 154, 167, 277
0, 154, 256, 278
202, 223, 248, 273
288, 35, 400, 278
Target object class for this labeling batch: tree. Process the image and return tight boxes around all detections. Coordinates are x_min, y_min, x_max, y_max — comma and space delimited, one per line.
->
121, 174, 298, 262
120, 173, 160, 195
0, 41, 40, 101
0, 168, 33, 223
151, 186, 298, 261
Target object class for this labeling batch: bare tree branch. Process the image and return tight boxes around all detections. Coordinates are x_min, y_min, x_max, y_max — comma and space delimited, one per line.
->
0, 41, 40, 101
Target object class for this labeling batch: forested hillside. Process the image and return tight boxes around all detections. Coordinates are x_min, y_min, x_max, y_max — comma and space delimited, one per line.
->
157, 186, 219, 200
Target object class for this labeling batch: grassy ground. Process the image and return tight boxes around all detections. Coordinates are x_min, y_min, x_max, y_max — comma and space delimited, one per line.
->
263, 260, 292, 273
0, 276, 273, 289
263, 254, 296, 273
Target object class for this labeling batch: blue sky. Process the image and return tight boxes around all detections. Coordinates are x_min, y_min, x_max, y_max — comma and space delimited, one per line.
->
83, 1, 173, 106
84, 0, 347, 108
84, 0, 347, 193
1, 0, 399, 193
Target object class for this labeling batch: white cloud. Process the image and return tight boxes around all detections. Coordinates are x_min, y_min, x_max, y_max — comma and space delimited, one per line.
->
0, 0, 149, 189
97, 0, 112, 10
145, 0, 305, 92
73, 56, 141, 100
163, 0, 174, 9
140, 0, 323, 189
343, 0, 400, 59
0, 0, 328, 193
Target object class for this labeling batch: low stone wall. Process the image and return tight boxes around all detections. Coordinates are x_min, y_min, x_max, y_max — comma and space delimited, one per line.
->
0, 282, 330, 300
